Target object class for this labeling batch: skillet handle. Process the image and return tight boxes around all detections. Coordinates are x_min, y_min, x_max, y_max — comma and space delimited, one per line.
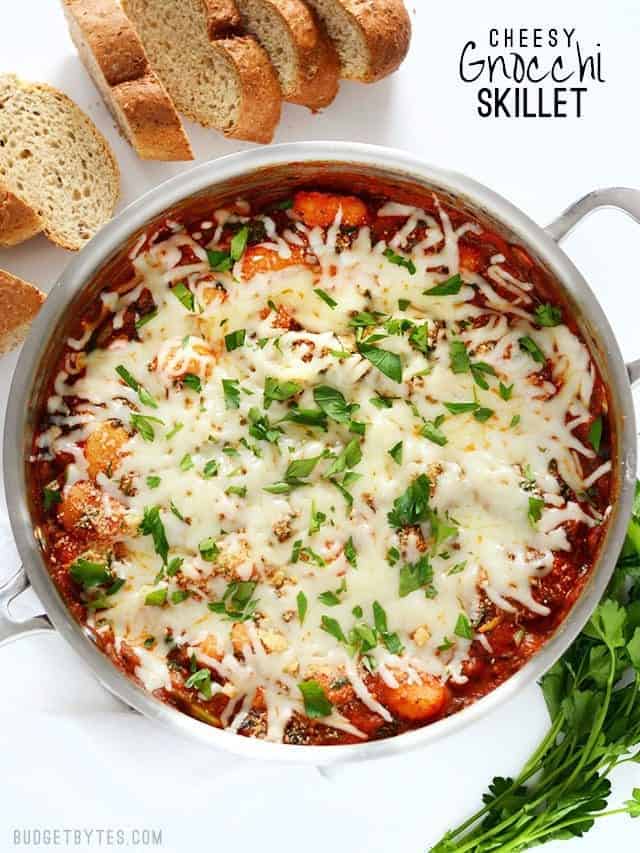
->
545, 186, 640, 386
0, 565, 53, 647
544, 187, 640, 243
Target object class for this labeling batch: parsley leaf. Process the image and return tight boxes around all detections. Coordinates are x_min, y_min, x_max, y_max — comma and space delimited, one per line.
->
534, 303, 563, 327
222, 378, 241, 410
449, 339, 471, 373
314, 288, 338, 309
170, 282, 195, 312
264, 377, 301, 409
383, 247, 416, 275
299, 680, 333, 718
139, 506, 169, 564
388, 475, 431, 529
399, 555, 436, 598
424, 274, 463, 296
358, 339, 403, 383
225, 329, 246, 351
519, 335, 546, 364
589, 416, 603, 453
388, 441, 403, 464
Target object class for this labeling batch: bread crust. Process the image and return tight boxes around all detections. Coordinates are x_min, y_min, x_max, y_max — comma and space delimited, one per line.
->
63, 0, 193, 161
0, 186, 43, 247
0, 269, 45, 354
110, 77, 194, 161
236, 0, 339, 110
216, 35, 283, 142
312, 0, 412, 83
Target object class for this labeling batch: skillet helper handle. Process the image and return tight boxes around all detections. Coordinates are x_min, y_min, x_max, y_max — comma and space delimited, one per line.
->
0, 565, 52, 647
545, 186, 640, 386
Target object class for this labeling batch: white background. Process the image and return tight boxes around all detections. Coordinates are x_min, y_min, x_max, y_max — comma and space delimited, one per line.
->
1, 1, 640, 851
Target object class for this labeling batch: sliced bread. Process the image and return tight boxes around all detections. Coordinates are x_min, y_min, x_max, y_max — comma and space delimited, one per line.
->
0, 270, 45, 354
62, 0, 194, 161
122, 0, 282, 143
0, 186, 43, 247
0, 74, 120, 251
233, 0, 339, 110
304, 0, 411, 83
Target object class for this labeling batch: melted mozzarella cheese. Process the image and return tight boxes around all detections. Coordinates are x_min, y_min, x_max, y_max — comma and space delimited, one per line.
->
40, 198, 610, 742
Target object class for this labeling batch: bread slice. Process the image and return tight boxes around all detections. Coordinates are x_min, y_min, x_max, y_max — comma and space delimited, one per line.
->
122, 0, 282, 143
0, 186, 43, 247
233, 0, 339, 110
0, 75, 120, 251
62, 0, 194, 161
303, 0, 411, 83
0, 270, 45, 354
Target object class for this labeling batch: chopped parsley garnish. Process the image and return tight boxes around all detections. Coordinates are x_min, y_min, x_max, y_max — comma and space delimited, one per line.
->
135, 308, 157, 329
510, 414, 521, 429
146, 475, 161, 489
165, 422, 183, 440
116, 365, 158, 408
222, 378, 241, 410
179, 453, 194, 472
130, 414, 164, 442
386, 546, 400, 566
70, 558, 112, 588
388, 441, 403, 464
226, 485, 247, 498
344, 537, 358, 568
248, 408, 283, 444
447, 561, 467, 575
424, 274, 463, 296
383, 247, 416, 275
444, 401, 479, 415
388, 474, 431, 529
139, 506, 169, 564
318, 579, 347, 607
349, 310, 386, 328
314, 288, 338, 309
357, 339, 403, 383
170, 500, 186, 521
474, 407, 494, 423
298, 680, 333, 719
528, 496, 545, 527
399, 555, 436, 598
145, 588, 168, 607
470, 361, 497, 390
43, 486, 61, 511
225, 329, 246, 351
202, 459, 218, 479
182, 372, 202, 393
207, 249, 233, 272
534, 303, 563, 327
519, 335, 546, 364
170, 282, 195, 312
422, 416, 448, 446
264, 376, 301, 409
370, 393, 396, 409
321, 615, 347, 644
398, 298, 411, 311
185, 668, 212, 698
408, 322, 431, 355
199, 537, 219, 562
373, 601, 404, 654
309, 501, 327, 535
230, 225, 250, 261
208, 581, 258, 622
449, 339, 471, 373
454, 612, 474, 640
326, 438, 362, 478
171, 589, 190, 605
313, 385, 359, 426
264, 453, 324, 494
589, 415, 603, 453
280, 407, 328, 430
499, 382, 514, 401
166, 557, 183, 577
297, 590, 308, 625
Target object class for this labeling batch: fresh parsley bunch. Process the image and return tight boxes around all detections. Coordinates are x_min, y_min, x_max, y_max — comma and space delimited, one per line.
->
430, 484, 640, 852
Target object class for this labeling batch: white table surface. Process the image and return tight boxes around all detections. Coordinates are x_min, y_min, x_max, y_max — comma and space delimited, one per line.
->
1, 1, 639, 851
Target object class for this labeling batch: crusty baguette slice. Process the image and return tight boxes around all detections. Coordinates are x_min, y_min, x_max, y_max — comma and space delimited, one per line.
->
304, 0, 411, 83
0, 74, 120, 251
0, 270, 45, 355
62, 0, 194, 161
233, 0, 339, 110
122, 0, 282, 143
0, 186, 43, 247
